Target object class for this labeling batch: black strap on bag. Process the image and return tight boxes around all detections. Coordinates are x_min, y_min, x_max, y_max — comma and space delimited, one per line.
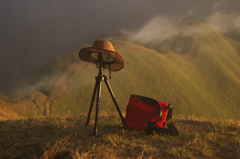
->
146, 104, 179, 136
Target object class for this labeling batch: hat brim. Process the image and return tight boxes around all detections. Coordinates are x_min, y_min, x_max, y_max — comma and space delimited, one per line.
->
79, 47, 124, 71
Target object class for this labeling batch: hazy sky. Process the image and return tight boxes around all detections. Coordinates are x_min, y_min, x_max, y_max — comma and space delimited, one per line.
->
1, 0, 240, 32
0, 0, 240, 91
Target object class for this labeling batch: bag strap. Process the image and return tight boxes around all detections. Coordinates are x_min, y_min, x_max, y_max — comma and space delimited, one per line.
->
165, 104, 178, 130
146, 103, 179, 136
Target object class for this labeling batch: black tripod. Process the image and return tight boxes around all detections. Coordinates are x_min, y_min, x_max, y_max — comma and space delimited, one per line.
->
85, 53, 126, 136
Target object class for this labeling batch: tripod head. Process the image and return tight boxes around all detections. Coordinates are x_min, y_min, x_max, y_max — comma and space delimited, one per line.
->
94, 53, 117, 79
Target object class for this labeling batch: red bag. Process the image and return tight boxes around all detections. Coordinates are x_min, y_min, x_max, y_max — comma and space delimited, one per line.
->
125, 94, 179, 135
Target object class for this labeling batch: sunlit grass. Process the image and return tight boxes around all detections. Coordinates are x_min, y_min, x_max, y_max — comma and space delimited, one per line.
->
0, 114, 239, 158
0, 101, 20, 120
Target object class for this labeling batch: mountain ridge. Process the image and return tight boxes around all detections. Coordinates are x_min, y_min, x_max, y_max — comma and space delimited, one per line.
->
2, 18, 240, 119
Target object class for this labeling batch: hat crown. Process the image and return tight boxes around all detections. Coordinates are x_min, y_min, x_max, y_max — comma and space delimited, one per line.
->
92, 40, 115, 52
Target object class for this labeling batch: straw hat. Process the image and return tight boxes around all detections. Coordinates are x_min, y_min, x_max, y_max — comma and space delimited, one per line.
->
79, 40, 124, 71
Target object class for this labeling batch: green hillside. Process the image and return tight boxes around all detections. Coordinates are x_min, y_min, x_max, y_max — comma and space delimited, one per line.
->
6, 18, 240, 119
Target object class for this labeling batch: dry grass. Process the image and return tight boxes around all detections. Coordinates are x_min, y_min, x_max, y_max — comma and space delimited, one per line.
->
0, 113, 239, 159
0, 101, 20, 120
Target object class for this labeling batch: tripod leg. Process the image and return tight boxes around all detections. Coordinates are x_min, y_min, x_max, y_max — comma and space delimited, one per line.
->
103, 75, 126, 127
85, 77, 98, 126
93, 76, 103, 136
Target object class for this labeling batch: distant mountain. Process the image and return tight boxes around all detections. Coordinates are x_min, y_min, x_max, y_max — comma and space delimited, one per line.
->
5, 17, 240, 119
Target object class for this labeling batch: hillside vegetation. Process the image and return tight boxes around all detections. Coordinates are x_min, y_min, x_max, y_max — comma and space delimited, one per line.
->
0, 101, 19, 120
3, 17, 240, 119
0, 114, 239, 158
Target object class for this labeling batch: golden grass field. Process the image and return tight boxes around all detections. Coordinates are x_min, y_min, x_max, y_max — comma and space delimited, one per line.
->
0, 111, 239, 159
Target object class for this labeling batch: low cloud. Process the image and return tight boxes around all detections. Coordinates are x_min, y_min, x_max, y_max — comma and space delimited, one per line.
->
125, 1, 240, 44
205, 12, 240, 34
124, 15, 203, 45
205, 1, 240, 34
212, 1, 225, 12
126, 11, 240, 45
125, 16, 179, 44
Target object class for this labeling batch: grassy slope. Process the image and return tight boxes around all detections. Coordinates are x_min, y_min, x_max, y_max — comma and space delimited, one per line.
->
0, 101, 19, 120
50, 36, 240, 119
6, 19, 240, 119
0, 114, 239, 158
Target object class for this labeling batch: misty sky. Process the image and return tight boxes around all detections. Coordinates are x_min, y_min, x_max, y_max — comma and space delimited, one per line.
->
1, 0, 240, 92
